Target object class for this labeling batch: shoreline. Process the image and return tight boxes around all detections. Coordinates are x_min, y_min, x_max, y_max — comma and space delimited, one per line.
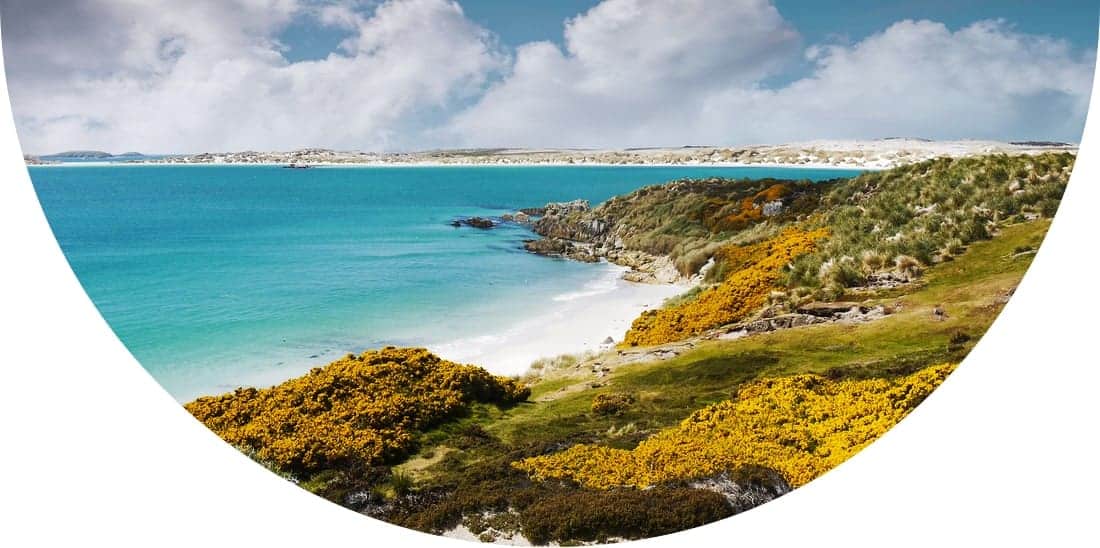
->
27, 139, 1077, 171
427, 263, 691, 377
29, 160, 878, 170
175, 261, 692, 403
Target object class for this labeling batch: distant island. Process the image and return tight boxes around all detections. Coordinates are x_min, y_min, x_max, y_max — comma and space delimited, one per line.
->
27, 150, 151, 164
27, 139, 1076, 170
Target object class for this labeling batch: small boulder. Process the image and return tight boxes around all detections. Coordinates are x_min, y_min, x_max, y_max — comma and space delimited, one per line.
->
465, 217, 495, 229
453, 217, 497, 229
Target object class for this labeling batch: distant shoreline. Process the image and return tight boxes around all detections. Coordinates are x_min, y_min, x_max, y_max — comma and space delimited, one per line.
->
25, 139, 1077, 171
28, 160, 876, 171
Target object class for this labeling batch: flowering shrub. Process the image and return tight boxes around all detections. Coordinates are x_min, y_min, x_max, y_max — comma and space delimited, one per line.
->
185, 347, 529, 474
591, 393, 636, 416
703, 183, 793, 232
513, 363, 955, 489
624, 227, 828, 346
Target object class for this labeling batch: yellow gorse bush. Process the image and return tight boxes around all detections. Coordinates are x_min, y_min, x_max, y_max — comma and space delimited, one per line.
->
186, 347, 529, 473
624, 227, 828, 346
702, 183, 793, 232
514, 363, 955, 489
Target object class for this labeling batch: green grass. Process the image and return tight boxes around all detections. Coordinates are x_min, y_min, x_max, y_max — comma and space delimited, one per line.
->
412, 218, 1048, 459
304, 217, 1051, 543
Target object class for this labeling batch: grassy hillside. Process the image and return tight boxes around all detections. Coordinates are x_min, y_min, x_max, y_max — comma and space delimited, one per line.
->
360, 217, 1048, 543
186, 153, 1068, 544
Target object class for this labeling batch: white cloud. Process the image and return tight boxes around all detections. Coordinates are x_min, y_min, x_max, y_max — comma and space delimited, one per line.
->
1, 0, 1094, 153
446, 0, 802, 148
3, 0, 505, 153
718, 19, 1098, 144
448, 6, 1095, 148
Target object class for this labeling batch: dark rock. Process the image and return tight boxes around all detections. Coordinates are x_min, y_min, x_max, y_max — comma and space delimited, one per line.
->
453, 217, 496, 229
524, 238, 570, 255
742, 314, 829, 333
796, 302, 868, 317
465, 217, 495, 229
864, 272, 909, 289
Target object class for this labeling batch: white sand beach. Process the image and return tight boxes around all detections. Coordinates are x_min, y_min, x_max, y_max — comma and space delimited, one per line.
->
110, 139, 1075, 170
428, 264, 690, 377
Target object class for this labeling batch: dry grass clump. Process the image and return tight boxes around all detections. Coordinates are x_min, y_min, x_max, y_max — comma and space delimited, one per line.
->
786, 153, 1072, 289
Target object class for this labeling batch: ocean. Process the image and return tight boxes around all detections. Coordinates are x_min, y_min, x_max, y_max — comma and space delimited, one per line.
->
28, 164, 860, 401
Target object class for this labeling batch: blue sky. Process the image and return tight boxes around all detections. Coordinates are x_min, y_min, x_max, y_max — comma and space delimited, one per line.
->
281, 0, 1100, 62
3, 0, 1098, 153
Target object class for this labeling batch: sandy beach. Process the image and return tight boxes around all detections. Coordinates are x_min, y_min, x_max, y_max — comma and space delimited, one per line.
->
39, 138, 1071, 171
428, 263, 690, 377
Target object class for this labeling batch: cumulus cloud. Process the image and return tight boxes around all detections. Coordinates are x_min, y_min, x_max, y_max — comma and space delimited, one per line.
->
703, 19, 1097, 145
2, 0, 506, 153
1, 0, 1094, 153
449, 5, 1095, 148
446, 0, 802, 148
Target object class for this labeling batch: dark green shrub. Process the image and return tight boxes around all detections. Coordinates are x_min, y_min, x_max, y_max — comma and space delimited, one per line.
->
518, 487, 733, 544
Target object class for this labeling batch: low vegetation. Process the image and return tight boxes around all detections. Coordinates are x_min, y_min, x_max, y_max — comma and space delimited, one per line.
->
624, 227, 828, 346
514, 363, 955, 489
186, 153, 1068, 544
787, 153, 1072, 293
185, 347, 529, 475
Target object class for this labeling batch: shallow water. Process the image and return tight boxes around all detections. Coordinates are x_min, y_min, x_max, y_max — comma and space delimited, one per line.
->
28, 164, 860, 400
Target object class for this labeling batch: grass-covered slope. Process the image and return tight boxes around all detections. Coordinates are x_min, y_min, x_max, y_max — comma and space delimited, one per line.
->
357, 216, 1052, 544
185, 153, 1069, 544
787, 153, 1072, 294
514, 363, 955, 489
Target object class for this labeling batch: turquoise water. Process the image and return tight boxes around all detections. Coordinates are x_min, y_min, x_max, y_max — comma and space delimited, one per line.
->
28, 164, 860, 400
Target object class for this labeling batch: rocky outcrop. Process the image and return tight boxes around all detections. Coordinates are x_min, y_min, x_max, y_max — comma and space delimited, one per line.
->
523, 198, 687, 283
452, 217, 496, 229
712, 305, 888, 341
520, 178, 828, 284
796, 302, 869, 317
530, 200, 599, 239
715, 314, 828, 340
523, 238, 600, 263
689, 469, 791, 514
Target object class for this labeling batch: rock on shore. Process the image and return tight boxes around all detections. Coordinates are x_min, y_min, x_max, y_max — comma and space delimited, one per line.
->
521, 199, 687, 284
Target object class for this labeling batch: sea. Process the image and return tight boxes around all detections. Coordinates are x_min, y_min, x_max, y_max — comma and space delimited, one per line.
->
28, 164, 861, 401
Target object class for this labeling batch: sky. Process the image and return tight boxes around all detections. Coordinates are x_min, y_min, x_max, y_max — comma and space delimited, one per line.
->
1, 0, 1097, 154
